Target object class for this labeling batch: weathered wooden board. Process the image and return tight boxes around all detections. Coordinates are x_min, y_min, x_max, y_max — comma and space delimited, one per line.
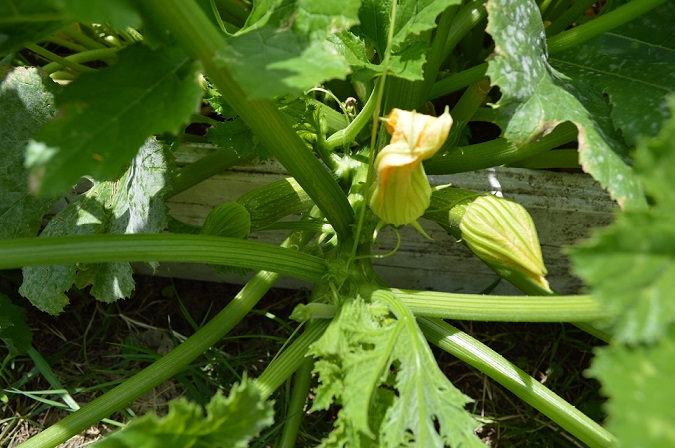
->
144, 145, 616, 294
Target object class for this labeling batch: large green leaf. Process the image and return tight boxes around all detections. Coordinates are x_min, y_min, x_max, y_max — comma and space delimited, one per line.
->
219, 28, 350, 98
0, 66, 59, 239
550, 0, 675, 146
218, 0, 360, 98
92, 377, 274, 448
25, 43, 200, 195
587, 329, 675, 447
569, 97, 675, 344
20, 138, 172, 314
353, 0, 460, 81
358, 0, 459, 53
60, 0, 141, 29
310, 294, 481, 447
486, 0, 646, 210
327, 31, 428, 81
0, 0, 68, 53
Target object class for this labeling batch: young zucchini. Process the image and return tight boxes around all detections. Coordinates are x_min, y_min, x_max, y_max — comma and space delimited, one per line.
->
236, 177, 314, 230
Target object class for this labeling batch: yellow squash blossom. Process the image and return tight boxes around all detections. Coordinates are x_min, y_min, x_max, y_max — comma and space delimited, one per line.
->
370, 108, 453, 226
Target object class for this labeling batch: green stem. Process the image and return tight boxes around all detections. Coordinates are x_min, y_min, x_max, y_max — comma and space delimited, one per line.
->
547, 0, 667, 54
18, 269, 283, 448
418, 318, 618, 448
392, 289, 612, 322
256, 320, 329, 399
545, 0, 597, 36
140, 0, 354, 238
445, 79, 491, 149
384, 3, 457, 111
26, 43, 96, 73
323, 88, 377, 150
278, 356, 314, 448
0, 234, 326, 282
442, 0, 488, 61
169, 147, 254, 198
507, 148, 580, 170
418, 6, 459, 102
425, 121, 578, 174
542, 0, 574, 23
42, 48, 119, 74
44, 37, 87, 53
60, 27, 106, 50
428, 63, 488, 100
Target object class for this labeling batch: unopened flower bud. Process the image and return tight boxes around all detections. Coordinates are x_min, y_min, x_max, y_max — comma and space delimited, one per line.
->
460, 195, 551, 293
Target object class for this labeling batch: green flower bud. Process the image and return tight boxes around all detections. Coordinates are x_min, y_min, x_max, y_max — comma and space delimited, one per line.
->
460, 195, 552, 293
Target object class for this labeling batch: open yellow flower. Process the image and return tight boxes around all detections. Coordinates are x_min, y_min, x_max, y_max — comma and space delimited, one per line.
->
370, 108, 453, 226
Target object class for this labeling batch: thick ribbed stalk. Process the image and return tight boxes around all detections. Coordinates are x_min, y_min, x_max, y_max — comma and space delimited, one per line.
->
419, 318, 618, 448
0, 234, 327, 282
140, 0, 354, 238
278, 357, 315, 448
392, 289, 612, 322
256, 320, 329, 399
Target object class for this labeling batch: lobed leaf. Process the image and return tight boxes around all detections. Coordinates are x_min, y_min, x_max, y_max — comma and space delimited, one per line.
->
217, 27, 350, 99
0, 0, 68, 53
310, 294, 481, 447
0, 66, 60, 239
20, 138, 172, 314
486, 0, 646, 210
217, 0, 360, 98
25, 43, 200, 195
354, 0, 460, 81
92, 377, 274, 448
587, 329, 675, 447
550, 0, 675, 146
569, 97, 675, 344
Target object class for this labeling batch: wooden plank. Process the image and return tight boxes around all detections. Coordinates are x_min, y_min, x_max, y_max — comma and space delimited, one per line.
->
153, 146, 615, 294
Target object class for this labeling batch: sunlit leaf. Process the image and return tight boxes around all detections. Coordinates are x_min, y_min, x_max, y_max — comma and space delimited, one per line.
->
486, 0, 646, 210
0, 66, 59, 239
310, 294, 482, 447
93, 377, 274, 448
20, 139, 172, 314
550, 0, 675, 146
26, 43, 200, 195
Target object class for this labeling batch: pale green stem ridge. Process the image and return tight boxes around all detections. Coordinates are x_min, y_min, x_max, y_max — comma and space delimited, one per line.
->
429, 63, 489, 100
391, 289, 613, 322
278, 357, 314, 448
0, 234, 327, 282
418, 318, 619, 448
256, 320, 330, 399
324, 88, 378, 150
42, 47, 119, 74
442, 0, 488, 61
545, 0, 598, 37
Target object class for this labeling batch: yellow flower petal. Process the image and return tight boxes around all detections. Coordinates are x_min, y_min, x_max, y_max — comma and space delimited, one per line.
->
370, 108, 453, 226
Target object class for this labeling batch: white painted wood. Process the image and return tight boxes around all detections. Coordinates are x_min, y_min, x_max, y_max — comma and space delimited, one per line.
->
149, 145, 616, 294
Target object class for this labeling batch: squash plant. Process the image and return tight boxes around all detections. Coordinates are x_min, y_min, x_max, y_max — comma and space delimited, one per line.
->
1, 0, 673, 446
